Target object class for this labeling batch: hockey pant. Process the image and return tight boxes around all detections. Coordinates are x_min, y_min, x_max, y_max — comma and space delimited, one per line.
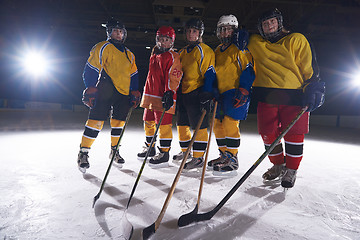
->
81, 75, 130, 150
261, 134, 304, 170
143, 109, 173, 152
177, 126, 208, 158
257, 102, 309, 170
176, 89, 209, 158
80, 118, 125, 149
213, 115, 240, 156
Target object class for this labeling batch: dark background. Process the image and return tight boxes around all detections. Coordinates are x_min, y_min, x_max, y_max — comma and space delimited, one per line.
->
1, 0, 359, 115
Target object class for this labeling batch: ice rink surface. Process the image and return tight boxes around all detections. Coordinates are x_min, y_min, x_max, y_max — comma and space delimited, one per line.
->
1, 109, 359, 239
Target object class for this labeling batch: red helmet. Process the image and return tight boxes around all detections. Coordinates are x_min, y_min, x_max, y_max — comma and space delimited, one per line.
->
156, 26, 176, 42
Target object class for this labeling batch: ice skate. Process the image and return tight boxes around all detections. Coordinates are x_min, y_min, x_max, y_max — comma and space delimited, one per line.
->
110, 146, 125, 167
262, 163, 286, 183
77, 148, 90, 173
172, 150, 192, 163
137, 142, 156, 161
207, 150, 225, 170
213, 151, 238, 177
148, 147, 170, 168
184, 157, 204, 170
281, 168, 297, 188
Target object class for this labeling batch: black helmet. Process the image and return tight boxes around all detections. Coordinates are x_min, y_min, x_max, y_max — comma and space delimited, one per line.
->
185, 18, 205, 37
102, 17, 127, 43
257, 8, 283, 41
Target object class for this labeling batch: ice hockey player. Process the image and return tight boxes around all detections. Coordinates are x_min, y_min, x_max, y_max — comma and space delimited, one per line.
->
77, 18, 141, 173
174, 18, 216, 170
207, 14, 255, 176
137, 26, 183, 168
248, 8, 325, 188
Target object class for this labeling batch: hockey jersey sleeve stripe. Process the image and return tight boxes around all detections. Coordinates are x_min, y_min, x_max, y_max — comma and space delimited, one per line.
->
126, 47, 135, 63
239, 63, 255, 91
130, 70, 138, 77
196, 45, 204, 75
237, 56, 243, 71
167, 51, 182, 94
203, 65, 216, 93
82, 62, 100, 88
86, 61, 99, 73
130, 70, 139, 91
99, 42, 111, 65
167, 52, 175, 93
143, 93, 163, 99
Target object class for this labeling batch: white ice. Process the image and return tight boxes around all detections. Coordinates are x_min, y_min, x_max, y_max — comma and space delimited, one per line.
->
1, 109, 359, 240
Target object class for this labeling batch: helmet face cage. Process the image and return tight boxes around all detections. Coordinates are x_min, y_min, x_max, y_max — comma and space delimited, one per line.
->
156, 26, 176, 51
257, 8, 283, 41
185, 18, 204, 44
216, 15, 238, 44
104, 18, 127, 44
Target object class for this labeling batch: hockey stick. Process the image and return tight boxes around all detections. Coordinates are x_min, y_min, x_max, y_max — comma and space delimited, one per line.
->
178, 101, 217, 227
127, 108, 166, 208
118, 108, 166, 240
93, 106, 134, 208
142, 109, 207, 240
177, 106, 308, 226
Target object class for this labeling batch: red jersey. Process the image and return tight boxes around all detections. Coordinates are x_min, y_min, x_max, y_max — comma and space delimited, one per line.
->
140, 49, 182, 114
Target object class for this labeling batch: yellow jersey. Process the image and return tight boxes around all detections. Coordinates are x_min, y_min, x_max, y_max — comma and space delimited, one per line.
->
179, 43, 216, 94
248, 33, 314, 90
215, 44, 253, 94
83, 40, 139, 95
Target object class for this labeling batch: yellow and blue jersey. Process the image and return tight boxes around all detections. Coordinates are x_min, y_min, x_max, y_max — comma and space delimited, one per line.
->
215, 43, 253, 94
83, 40, 139, 95
179, 42, 216, 94
214, 43, 255, 120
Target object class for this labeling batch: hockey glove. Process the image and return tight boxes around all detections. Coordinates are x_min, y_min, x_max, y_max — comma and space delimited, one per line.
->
199, 91, 213, 112
232, 28, 249, 50
303, 80, 325, 112
233, 88, 249, 108
212, 87, 220, 102
162, 90, 174, 111
129, 90, 141, 108
82, 87, 98, 109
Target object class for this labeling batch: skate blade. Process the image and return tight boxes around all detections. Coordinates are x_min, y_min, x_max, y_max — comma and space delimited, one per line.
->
148, 162, 169, 169
172, 157, 192, 164
137, 156, 154, 162
183, 166, 202, 172
212, 170, 238, 178
78, 166, 87, 174
206, 165, 214, 171
262, 177, 281, 185
172, 159, 183, 165
112, 162, 124, 168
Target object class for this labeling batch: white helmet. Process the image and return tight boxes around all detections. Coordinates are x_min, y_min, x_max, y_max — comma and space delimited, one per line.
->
217, 14, 238, 28
217, 15, 238, 44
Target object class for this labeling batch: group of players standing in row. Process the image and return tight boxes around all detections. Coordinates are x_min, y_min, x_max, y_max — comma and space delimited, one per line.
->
77, 8, 325, 188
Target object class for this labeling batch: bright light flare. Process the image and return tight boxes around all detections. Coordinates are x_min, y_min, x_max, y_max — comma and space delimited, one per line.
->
22, 51, 48, 77
351, 72, 360, 87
